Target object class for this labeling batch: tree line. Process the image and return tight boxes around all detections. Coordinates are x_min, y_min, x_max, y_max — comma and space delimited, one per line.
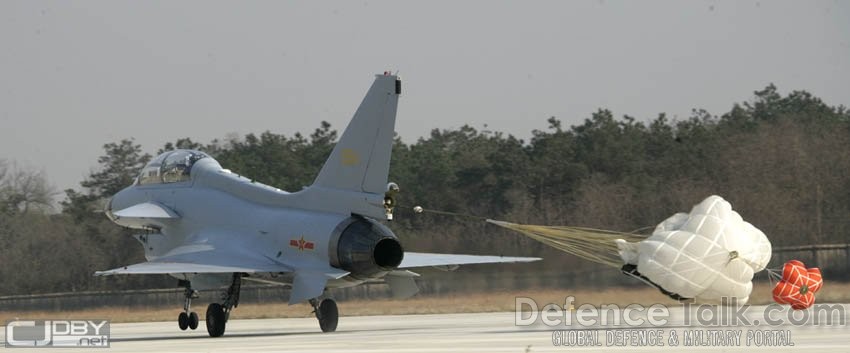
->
0, 85, 848, 296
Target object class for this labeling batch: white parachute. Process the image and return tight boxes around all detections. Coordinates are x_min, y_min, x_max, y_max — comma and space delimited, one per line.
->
478, 195, 772, 304
616, 195, 772, 304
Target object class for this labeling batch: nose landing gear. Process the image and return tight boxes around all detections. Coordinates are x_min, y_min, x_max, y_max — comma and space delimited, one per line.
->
178, 287, 200, 331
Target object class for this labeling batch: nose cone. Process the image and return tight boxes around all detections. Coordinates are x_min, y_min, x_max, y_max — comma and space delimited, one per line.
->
104, 196, 116, 222
104, 187, 137, 223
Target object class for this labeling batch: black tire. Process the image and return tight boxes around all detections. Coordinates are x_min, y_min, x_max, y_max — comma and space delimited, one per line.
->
178, 312, 189, 331
317, 299, 338, 333
206, 303, 227, 337
188, 311, 199, 330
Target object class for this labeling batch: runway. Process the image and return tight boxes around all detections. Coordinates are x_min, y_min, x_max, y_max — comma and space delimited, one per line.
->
2, 305, 848, 352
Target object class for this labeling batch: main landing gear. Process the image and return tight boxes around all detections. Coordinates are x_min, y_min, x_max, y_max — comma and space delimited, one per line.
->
178, 287, 199, 331
310, 297, 339, 333
178, 275, 336, 336
206, 273, 242, 337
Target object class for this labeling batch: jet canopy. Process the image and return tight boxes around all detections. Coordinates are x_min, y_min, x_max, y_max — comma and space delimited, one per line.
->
138, 150, 210, 185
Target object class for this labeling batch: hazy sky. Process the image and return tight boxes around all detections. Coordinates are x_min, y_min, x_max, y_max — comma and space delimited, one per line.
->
1, 0, 848, 193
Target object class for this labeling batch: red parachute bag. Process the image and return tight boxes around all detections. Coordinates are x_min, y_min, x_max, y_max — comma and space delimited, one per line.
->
772, 260, 823, 310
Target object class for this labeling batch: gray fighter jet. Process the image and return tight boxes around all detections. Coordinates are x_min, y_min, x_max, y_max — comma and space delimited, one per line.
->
97, 72, 539, 337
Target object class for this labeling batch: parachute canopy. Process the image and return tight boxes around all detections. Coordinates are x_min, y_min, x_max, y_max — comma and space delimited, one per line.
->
616, 196, 772, 304
772, 260, 823, 310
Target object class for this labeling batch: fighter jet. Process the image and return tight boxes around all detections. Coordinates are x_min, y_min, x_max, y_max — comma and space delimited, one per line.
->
97, 72, 539, 337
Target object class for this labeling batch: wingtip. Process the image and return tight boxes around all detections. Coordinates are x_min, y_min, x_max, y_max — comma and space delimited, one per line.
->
508, 256, 542, 263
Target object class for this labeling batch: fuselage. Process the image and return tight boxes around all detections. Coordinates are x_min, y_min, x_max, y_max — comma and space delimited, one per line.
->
106, 150, 400, 289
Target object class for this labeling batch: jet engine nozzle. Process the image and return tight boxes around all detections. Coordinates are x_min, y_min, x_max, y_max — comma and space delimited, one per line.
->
330, 217, 403, 280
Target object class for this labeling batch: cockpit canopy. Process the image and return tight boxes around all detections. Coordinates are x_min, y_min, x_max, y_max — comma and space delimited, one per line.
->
138, 150, 209, 185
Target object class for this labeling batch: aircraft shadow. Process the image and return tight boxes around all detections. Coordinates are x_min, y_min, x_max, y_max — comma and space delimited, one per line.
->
112, 328, 405, 342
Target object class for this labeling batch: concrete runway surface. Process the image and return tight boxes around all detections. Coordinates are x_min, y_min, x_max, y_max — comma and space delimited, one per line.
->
2, 305, 848, 352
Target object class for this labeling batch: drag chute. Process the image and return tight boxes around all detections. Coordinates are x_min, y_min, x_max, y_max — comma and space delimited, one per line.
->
616, 196, 772, 304
772, 260, 823, 310
487, 195, 772, 304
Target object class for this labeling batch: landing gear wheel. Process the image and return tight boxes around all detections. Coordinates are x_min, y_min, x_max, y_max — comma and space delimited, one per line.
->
188, 312, 199, 330
317, 299, 338, 333
178, 312, 189, 331
206, 303, 227, 337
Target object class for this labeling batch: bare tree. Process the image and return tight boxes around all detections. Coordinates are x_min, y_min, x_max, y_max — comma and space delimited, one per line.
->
0, 160, 57, 214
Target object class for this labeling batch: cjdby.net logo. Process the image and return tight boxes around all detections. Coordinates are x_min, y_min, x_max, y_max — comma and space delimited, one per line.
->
5, 320, 110, 348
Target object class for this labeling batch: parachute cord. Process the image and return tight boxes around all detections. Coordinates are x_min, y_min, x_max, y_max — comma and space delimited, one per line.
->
765, 268, 783, 287
727, 251, 756, 269
406, 205, 648, 269
414, 207, 487, 221
725, 251, 769, 274
629, 225, 657, 234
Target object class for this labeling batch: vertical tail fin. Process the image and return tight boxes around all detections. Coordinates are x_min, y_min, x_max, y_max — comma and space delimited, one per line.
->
312, 73, 401, 194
